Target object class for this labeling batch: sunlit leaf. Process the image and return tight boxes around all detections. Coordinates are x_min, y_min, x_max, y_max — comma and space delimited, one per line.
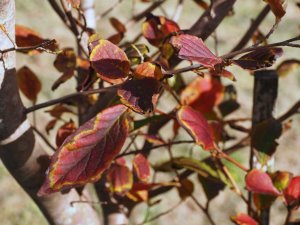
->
133, 62, 163, 80
118, 78, 161, 114
276, 59, 300, 77
231, 213, 259, 225
271, 171, 292, 191
177, 106, 217, 150
38, 104, 129, 195
89, 39, 130, 83
133, 153, 151, 182
245, 169, 280, 196
180, 76, 224, 114
233, 47, 283, 70
284, 176, 300, 209
16, 66, 41, 103
107, 163, 133, 194
170, 34, 223, 68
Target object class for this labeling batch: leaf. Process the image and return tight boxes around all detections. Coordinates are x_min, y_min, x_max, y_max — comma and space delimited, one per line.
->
177, 178, 194, 200
107, 32, 124, 45
231, 213, 259, 225
54, 48, 77, 73
170, 34, 223, 68
253, 193, 276, 210
45, 119, 57, 134
45, 104, 74, 119
106, 163, 133, 194
67, 0, 81, 8
177, 106, 217, 150
209, 68, 236, 81
38, 104, 129, 195
251, 118, 282, 165
110, 17, 126, 33
198, 174, 225, 202
52, 70, 75, 91
245, 169, 280, 196
133, 153, 151, 182
133, 62, 163, 80
180, 76, 224, 114
16, 25, 57, 55
118, 78, 161, 114
16, 66, 41, 103
89, 39, 130, 82
218, 84, 240, 117
233, 47, 283, 70
284, 176, 300, 209
271, 171, 292, 191
276, 59, 300, 77
264, 0, 287, 19
124, 44, 150, 65
56, 120, 77, 147
142, 14, 180, 46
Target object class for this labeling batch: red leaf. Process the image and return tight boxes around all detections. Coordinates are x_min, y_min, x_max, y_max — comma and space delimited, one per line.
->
56, 120, 77, 147
142, 14, 180, 46
245, 169, 280, 196
284, 176, 300, 209
89, 39, 130, 83
177, 106, 216, 150
133, 154, 151, 182
118, 78, 161, 114
180, 76, 224, 114
38, 104, 129, 195
16, 66, 41, 103
106, 163, 133, 194
170, 34, 222, 68
231, 213, 259, 225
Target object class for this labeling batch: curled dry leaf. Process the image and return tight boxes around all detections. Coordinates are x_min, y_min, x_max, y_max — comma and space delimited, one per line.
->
133, 153, 151, 182
231, 213, 258, 225
89, 39, 130, 83
177, 106, 216, 150
45, 104, 74, 119
106, 163, 133, 194
233, 47, 283, 70
16, 24, 57, 55
170, 34, 223, 68
118, 78, 161, 114
245, 169, 280, 196
142, 14, 180, 46
264, 0, 287, 19
16, 66, 41, 103
38, 104, 129, 195
180, 76, 224, 114
283, 176, 300, 209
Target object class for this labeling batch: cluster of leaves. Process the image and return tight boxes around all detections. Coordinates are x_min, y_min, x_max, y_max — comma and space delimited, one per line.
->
13, 0, 300, 224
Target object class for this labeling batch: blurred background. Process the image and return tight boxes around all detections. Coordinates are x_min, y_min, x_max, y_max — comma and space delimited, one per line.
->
1, 0, 300, 224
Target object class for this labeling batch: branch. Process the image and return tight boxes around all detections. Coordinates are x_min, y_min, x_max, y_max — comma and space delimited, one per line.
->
25, 85, 119, 114
231, 5, 271, 52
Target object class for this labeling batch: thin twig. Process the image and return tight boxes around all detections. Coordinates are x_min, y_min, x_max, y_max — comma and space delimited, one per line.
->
32, 127, 56, 151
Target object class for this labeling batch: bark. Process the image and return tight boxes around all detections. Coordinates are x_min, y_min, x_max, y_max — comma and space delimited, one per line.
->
0, 1, 101, 225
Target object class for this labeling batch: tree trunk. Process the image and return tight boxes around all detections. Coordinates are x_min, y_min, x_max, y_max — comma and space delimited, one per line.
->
0, 1, 101, 224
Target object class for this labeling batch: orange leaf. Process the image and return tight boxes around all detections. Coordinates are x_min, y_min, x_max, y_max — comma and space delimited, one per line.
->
133, 62, 163, 80
133, 154, 151, 182
180, 76, 224, 114
264, 0, 287, 19
177, 106, 216, 150
16, 66, 41, 103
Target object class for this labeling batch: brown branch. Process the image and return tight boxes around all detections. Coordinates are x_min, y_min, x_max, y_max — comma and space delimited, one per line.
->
231, 5, 271, 52
25, 85, 119, 114
277, 99, 300, 122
